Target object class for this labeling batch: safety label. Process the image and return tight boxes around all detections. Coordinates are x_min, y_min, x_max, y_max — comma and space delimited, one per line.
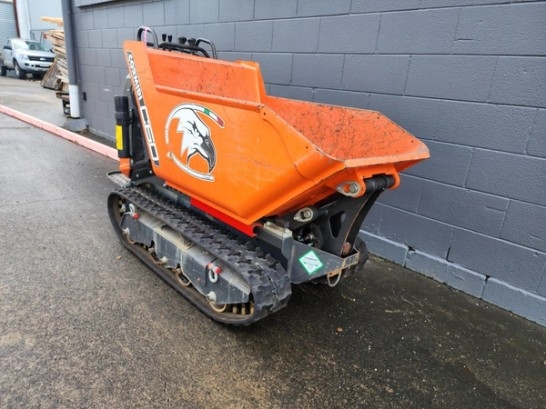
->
299, 250, 324, 275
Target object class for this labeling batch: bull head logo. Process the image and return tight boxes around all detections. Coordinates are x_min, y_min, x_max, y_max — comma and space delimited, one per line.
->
165, 104, 224, 182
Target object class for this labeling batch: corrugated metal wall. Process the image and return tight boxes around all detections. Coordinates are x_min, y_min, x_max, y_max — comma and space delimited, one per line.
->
0, 1, 17, 46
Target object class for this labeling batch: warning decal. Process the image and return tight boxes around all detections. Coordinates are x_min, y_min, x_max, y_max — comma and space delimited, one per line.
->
299, 250, 324, 275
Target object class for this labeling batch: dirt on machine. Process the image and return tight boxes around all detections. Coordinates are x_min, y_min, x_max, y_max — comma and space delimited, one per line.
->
107, 27, 429, 325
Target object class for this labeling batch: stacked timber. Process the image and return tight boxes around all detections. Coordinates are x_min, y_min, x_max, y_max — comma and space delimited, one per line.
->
41, 17, 68, 92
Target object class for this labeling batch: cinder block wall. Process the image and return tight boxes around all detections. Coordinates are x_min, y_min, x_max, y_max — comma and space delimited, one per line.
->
72, 0, 546, 326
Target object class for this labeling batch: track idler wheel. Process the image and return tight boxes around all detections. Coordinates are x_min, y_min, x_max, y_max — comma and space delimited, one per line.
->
107, 188, 291, 325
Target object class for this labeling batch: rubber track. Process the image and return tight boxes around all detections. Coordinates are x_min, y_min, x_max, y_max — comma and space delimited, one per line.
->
109, 186, 292, 325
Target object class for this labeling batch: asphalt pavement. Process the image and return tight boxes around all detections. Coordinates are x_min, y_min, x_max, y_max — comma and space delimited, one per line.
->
0, 74, 545, 409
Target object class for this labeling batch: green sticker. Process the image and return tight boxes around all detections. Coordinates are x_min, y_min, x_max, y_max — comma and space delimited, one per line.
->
299, 250, 324, 275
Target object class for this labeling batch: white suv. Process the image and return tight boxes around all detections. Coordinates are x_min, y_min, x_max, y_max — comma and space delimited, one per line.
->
0, 38, 55, 79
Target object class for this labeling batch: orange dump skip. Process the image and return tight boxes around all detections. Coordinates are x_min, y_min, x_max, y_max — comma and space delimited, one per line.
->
123, 41, 429, 226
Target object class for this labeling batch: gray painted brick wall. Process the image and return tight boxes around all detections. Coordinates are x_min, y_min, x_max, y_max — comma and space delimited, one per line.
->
71, 0, 546, 326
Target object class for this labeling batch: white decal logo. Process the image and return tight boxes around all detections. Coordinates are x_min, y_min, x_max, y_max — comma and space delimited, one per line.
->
165, 104, 224, 182
127, 51, 159, 165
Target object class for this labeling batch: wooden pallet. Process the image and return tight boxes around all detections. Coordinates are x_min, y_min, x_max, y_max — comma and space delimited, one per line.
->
41, 28, 68, 91
41, 60, 63, 90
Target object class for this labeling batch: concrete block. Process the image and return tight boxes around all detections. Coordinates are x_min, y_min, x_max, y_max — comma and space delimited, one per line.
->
76, 31, 89, 49
118, 67, 129, 86
465, 149, 546, 206
219, 0, 253, 22
406, 56, 497, 102
214, 0, 248, 22
95, 96, 109, 116
87, 66, 106, 86
292, 54, 343, 88
143, 2, 165, 26
418, 180, 509, 237
255, 0, 297, 19
448, 228, 546, 291
217, 51, 252, 62
489, 57, 546, 108
404, 140, 473, 186
361, 202, 382, 234
269, 84, 313, 102
116, 28, 134, 49
190, 0, 218, 24
358, 231, 408, 266
501, 201, 546, 253
434, 101, 536, 154
80, 77, 97, 100
527, 109, 546, 158
235, 21, 273, 52
79, 48, 97, 67
105, 67, 120, 87
99, 85, 115, 104
93, 9, 109, 30
367, 94, 438, 140
87, 117, 104, 138
318, 15, 380, 54
106, 6, 124, 29
106, 83, 124, 98
110, 49, 126, 70
454, 3, 546, 56
483, 278, 546, 326
165, 0, 190, 25
272, 19, 320, 52
178, 24, 205, 40
379, 205, 453, 258
312, 89, 369, 110
378, 174, 423, 213
203, 23, 235, 51
76, 11, 94, 31
252, 53, 292, 85
124, 4, 143, 27
82, 94, 99, 118
342, 55, 410, 95
446, 263, 488, 298
406, 250, 448, 280
405, 251, 486, 298
101, 29, 118, 49
88, 30, 102, 49
103, 117, 116, 138
297, 0, 351, 16
351, 0, 420, 13
377, 8, 458, 54
96, 49, 111, 68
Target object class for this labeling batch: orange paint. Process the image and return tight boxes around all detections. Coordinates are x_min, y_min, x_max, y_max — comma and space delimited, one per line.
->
119, 157, 131, 177
122, 41, 429, 227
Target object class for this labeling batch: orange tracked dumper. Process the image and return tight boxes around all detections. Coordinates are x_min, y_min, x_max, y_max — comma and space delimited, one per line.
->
108, 27, 429, 325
